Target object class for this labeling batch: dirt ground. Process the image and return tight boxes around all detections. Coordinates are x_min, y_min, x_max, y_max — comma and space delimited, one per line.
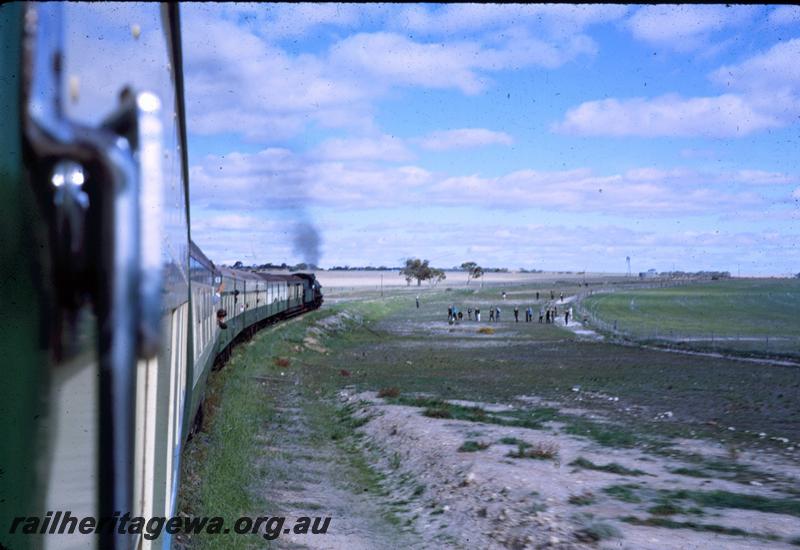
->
193, 276, 799, 549
344, 388, 800, 549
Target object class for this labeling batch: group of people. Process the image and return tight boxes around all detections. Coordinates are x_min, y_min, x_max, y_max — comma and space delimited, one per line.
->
541, 305, 572, 325
446, 304, 574, 325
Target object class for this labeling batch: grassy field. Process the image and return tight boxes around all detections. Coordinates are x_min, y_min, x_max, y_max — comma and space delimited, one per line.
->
579, 278, 800, 357
178, 281, 800, 548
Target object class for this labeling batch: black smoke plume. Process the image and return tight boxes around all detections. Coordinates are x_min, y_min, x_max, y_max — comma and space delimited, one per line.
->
292, 221, 321, 267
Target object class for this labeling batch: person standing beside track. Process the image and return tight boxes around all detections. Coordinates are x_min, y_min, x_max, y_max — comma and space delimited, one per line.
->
475, 307, 481, 322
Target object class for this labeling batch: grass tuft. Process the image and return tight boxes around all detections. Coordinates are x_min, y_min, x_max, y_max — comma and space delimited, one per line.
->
574, 520, 621, 542
499, 437, 530, 447
620, 516, 779, 541
507, 441, 559, 461
458, 440, 490, 452
603, 484, 642, 503
377, 386, 400, 398
563, 418, 639, 448
568, 492, 596, 506
570, 456, 648, 476
664, 489, 800, 518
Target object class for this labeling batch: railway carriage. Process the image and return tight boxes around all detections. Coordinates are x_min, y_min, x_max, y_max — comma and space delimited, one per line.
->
0, 4, 322, 550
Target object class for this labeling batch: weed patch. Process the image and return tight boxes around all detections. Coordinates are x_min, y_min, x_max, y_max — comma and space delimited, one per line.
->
498, 437, 530, 447
458, 440, 490, 452
620, 516, 779, 541
377, 387, 400, 398
568, 492, 596, 506
507, 441, 559, 461
573, 518, 621, 542
570, 456, 649, 476
563, 418, 640, 448
603, 484, 642, 503
664, 489, 800, 518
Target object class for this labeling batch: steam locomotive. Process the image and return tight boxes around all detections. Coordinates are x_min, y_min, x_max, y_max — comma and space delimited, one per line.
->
0, 4, 321, 549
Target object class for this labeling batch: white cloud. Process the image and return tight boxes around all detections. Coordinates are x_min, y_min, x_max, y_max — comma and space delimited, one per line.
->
182, 8, 376, 140
731, 170, 797, 186
418, 128, 513, 151
328, 29, 599, 96
555, 36, 800, 139
394, 4, 628, 36
190, 148, 790, 218
552, 94, 780, 138
328, 32, 487, 94
428, 168, 763, 214
314, 134, 413, 162
627, 5, 758, 52
710, 38, 800, 93
178, 5, 616, 141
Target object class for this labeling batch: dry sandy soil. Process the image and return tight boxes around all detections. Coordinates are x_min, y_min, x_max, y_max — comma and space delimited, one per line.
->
341, 389, 800, 550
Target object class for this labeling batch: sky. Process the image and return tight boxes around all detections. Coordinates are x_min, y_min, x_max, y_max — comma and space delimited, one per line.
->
64, 4, 800, 275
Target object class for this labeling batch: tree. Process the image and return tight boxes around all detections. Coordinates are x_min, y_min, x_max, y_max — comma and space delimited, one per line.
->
400, 258, 433, 286
461, 261, 484, 285
429, 268, 446, 286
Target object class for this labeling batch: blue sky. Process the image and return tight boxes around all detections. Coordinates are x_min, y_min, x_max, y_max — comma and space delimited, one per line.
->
175, 4, 800, 275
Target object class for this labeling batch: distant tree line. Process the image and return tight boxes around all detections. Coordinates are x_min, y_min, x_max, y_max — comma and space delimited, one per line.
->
659, 270, 731, 279
225, 261, 320, 271
328, 265, 395, 271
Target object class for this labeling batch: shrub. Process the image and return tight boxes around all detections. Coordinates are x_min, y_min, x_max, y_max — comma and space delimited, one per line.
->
377, 387, 400, 398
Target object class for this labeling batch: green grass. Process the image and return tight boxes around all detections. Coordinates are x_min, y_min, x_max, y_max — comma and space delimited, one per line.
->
620, 516, 779, 541
177, 318, 306, 549
458, 440, 490, 452
306, 283, 800, 448
177, 303, 407, 548
562, 418, 641, 448
664, 489, 800, 518
603, 484, 643, 503
647, 502, 688, 516
570, 456, 649, 476
572, 515, 622, 542
498, 437, 530, 446
179, 282, 800, 548
568, 492, 596, 506
392, 395, 558, 430
581, 279, 800, 357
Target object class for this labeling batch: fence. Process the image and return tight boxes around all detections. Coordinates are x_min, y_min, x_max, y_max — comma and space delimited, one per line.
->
571, 280, 800, 360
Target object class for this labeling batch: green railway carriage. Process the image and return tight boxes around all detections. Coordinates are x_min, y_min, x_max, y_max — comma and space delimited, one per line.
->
0, 4, 322, 550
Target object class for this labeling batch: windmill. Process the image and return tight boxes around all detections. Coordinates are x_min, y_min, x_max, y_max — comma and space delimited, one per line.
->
626, 256, 631, 277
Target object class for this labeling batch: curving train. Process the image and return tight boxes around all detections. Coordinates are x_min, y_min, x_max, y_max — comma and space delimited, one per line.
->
0, 4, 321, 549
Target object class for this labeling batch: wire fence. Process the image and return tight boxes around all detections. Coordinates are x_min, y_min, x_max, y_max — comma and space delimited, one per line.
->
572, 281, 800, 359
